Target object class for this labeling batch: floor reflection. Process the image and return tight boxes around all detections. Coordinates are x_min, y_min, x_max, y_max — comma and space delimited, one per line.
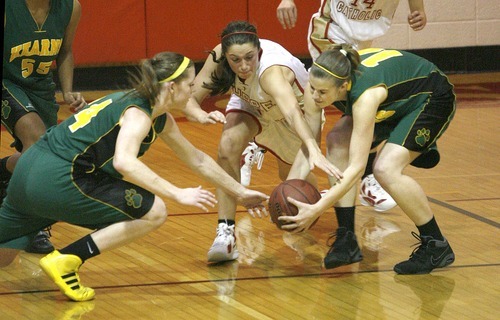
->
235, 216, 266, 266
360, 216, 401, 251
207, 261, 239, 303
394, 274, 456, 319
281, 231, 325, 264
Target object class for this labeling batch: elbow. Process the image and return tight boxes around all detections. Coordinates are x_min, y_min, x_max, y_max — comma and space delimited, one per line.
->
186, 150, 208, 174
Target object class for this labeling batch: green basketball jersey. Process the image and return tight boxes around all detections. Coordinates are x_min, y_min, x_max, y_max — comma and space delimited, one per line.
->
3, 0, 73, 99
334, 48, 454, 123
39, 91, 167, 178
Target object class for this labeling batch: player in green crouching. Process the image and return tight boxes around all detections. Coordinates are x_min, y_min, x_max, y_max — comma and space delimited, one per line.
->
0, 52, 267, 301
282, 46, 455, 274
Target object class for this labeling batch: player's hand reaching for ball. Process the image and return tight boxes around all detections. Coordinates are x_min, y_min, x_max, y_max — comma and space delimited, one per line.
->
236, 189, 269, 218
308, 147, 343, 180
176, 186, 217, 212
279, 197, 319, 233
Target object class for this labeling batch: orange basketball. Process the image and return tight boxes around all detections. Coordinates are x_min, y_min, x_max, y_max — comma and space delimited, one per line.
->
268, 179, 321, 230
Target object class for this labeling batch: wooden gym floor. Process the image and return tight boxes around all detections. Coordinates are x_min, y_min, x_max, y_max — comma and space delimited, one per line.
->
0, 72, 499, 319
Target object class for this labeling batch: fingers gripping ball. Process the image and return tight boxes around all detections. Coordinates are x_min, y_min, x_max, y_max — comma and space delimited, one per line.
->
269, 179, 322, 230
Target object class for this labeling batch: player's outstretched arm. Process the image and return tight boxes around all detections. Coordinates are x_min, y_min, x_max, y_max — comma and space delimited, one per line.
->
158, 113, 269, 212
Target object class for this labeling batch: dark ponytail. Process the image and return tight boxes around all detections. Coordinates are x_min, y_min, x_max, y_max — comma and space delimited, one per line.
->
202, 21, 260, 96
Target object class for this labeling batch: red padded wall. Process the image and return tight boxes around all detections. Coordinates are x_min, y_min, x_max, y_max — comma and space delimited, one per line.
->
249, 0, 318, 58
145, 0, 247, 61
72, 1, 317, 66
73, 0, 147, 65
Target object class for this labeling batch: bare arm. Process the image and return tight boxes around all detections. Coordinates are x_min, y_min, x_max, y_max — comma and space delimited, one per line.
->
281, 86, 388, 232
113, 108, 217, 212
260, 66, 341, 178
407, 0, 427, 31
277, 0, 297, 29
56, 0, 86, 111
158, 113, 268, 212
183, 44, 226, 124
287, 82, 326, 180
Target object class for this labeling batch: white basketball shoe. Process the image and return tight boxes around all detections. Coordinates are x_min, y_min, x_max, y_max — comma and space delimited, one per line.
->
240, 142, 265, 187
359, 174, 397, 212
207, 222, 239, 262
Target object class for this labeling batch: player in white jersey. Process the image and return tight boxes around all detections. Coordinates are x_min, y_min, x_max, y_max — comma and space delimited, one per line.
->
277, 0, 426, 56
308, 0, 426, 58
227, 39, 312, 164
185, 21, 340, 263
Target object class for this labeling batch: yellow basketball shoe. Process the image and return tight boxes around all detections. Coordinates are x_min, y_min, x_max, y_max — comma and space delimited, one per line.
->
39, 250, 95, 301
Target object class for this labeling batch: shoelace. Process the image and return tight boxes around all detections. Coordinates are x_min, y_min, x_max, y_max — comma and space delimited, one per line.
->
253, 149, 265, 170
243, 143, 265, 170
365, 175, 383, 192
326, 228, 347, 250
408, 231, 429, 260
216, 224, 235, 238
44, 226, 52, 237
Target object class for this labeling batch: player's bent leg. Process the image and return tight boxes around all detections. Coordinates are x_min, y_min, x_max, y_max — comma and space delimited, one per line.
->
14, 112, 47, 151
277, 159, 319, 192
218, 113, 259, 181
215, 122, 252, 222
91, 196, 167, 253
359, 143, 397, 212
40, 197, 167, 301
209, 113, 258, 263
373, 144, 429, 222
14, 113, 57, 253
326, 116, 352, 169
327, 116, 396, 211
325, 116, 357, 205
220, 112, 260, 187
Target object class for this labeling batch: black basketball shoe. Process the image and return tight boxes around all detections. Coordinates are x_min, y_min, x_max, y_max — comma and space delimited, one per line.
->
26, 228, 55, 254
394, 232, 455, 275
324, 227, 363, 269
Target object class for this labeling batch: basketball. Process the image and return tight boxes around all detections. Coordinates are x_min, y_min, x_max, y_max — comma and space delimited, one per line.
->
268, 179, 322, 230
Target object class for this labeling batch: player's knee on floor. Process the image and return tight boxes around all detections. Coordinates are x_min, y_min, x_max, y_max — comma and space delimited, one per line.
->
0, 249, 20, 267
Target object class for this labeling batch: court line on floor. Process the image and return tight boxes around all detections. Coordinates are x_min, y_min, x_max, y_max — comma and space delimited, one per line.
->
1, 263, 498, 297
429, 197, 500, 228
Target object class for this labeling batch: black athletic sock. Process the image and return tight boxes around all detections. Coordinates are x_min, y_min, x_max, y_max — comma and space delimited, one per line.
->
362, 152, 376, 179
218, 219, 235, 226
0, 157, 12, 181
334, 206, 355, 232
60, 234, 101, 262
417, 216, 444, 241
